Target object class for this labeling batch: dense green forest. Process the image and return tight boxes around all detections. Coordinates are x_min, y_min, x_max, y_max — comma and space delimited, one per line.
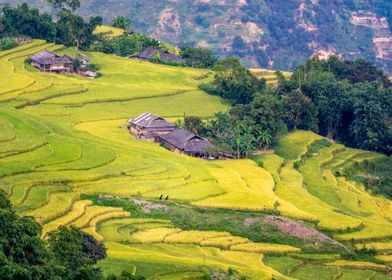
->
190, 56, 392, 158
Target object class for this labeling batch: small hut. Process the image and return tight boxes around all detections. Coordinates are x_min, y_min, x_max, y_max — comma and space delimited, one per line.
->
30, 50, 73, 73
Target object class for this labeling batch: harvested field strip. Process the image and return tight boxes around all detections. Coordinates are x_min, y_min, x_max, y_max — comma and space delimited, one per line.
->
71, 205, 125, 228
164, 230, 231, 244
83, 211, 131, 241
375, 255, 392, 262
357, 242, 392, 252
132, 227, 183, 243
200, 236, 249, 249
29, 191, 80, 224
230, 242, 300, 254
325, 260, 386, 271
42, 200, 93, 236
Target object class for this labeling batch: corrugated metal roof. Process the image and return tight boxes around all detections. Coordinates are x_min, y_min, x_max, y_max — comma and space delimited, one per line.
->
30, 50, 73, 65
129, 112, 176, 129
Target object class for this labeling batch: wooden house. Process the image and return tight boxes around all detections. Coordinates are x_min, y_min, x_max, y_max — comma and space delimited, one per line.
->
160, 128, 212, 157
132, 47, 185, 63
30, 50, 73, 73
128, 112, 176, 142
76, 54, 90, 65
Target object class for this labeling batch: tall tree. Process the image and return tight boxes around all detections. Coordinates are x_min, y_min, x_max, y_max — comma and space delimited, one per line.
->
211, 57, 263, 104
282, 88, 311, 129
112, 16, 131, 31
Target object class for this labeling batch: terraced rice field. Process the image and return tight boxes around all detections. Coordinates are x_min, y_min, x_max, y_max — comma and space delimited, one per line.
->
1, 41, 391, 279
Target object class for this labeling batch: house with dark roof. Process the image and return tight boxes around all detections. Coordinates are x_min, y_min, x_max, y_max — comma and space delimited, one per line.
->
76, 54, 90, 65
30, 50, 73, 72
128, 112, 176, 142
160, 128, 212, 157
132, 47, 185, 63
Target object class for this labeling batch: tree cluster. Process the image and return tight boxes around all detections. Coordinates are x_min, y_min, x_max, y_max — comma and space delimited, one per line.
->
179, 46, 218, 68
91, 32, 159, 57
0, 190, 142, 280
0, 2, 101, 50
282, 56, 392, 155
200, 57, 264, 104
200, 56, 392, 157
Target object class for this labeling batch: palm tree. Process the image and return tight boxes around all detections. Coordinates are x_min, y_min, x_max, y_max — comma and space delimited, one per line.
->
256, 129, 272, 150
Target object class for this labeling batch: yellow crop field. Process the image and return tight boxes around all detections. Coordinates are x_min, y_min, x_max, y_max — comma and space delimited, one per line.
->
375, 255, 392, 263
200, 236, 250, 249
325, 260, 386, 271
132, 228, 182, 243
93, 25, 125, 38
230, 242, 300, 254
164, 230, 231, 244
42, 200, 93, 236
357, 242, 392, 252
1, 41, 392, 279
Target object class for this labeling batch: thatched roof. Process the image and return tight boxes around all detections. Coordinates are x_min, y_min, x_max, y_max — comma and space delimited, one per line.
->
30, 50, 73, 65
160, 128, 211, 153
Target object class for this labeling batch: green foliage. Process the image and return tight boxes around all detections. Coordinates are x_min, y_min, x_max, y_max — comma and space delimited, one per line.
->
91, 32, 159, 57
282, 89, 311, 129
112, 16, 131, 31
1, 3, 55, 41
177, 115, 206, 136
343, 156, 392, 199
1, 3, 98, 50
0, 190, 12, 210
180, 46, 217, 68
55, 10, 97, 49
205, 57, 263, 105
281, 56, 392, 155
0, 37, 17, 50
107, 271, 145, 280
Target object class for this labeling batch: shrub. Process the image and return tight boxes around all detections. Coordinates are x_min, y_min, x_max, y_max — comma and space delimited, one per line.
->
0, 38, 18, 50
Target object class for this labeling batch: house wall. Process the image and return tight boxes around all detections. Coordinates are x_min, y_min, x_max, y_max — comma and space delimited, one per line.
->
161, 141, 184, 154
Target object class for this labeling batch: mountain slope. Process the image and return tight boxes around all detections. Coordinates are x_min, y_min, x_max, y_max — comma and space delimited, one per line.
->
5, 0, 392, 72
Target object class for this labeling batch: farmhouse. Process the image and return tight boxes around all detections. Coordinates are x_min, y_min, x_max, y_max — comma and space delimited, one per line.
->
76, 53, 90, 65
132, 47, 185, 63
160, 128, 212, 157
128, 112, 176, 142
30, 50, 73, 72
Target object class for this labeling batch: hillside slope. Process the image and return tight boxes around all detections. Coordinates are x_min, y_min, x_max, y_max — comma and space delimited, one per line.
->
1, 42, 392, 279
6, 0, 392, 73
